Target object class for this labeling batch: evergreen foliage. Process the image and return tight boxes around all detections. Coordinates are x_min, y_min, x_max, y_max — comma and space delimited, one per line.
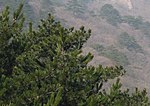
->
0, 4, 150, 106
0, 0, 35, 23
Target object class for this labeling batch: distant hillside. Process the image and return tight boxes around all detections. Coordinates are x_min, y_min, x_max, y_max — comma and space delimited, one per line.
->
0, 0, 150, 95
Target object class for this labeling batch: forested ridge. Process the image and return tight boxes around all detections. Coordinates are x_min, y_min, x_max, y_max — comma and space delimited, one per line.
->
0, 3, 150, 106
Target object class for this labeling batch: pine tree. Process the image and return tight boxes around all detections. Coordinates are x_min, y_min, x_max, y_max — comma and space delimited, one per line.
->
0, 4, 149, 106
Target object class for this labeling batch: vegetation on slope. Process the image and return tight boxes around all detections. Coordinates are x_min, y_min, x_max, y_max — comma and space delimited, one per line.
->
100, 3, 150, 38
119, 32, 143, 53
66, 0, 87, 18
100, 4, 122, 26
93, 44, 129, 66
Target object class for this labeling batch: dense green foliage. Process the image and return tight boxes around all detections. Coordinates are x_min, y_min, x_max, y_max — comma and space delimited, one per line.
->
0, 4, 150, 106
0, 0, 35, 23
